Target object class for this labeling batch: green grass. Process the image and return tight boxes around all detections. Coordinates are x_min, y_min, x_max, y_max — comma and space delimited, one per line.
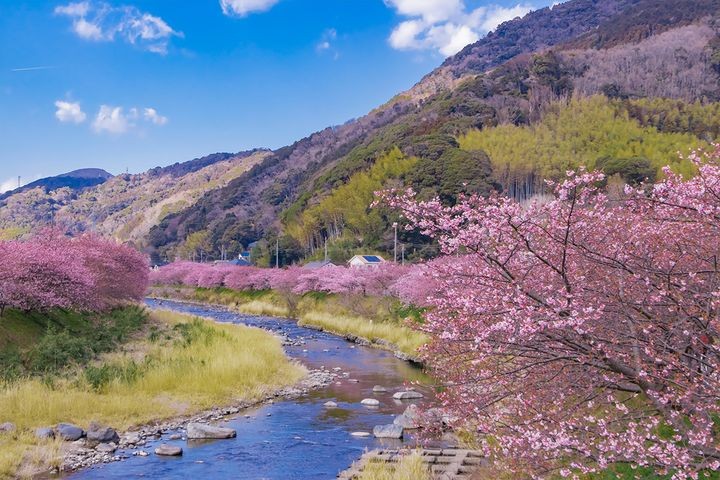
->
0, 307, 148, 381
0, 309, 305, 478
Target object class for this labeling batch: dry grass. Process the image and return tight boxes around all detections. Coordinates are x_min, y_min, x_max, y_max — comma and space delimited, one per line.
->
0, 310, 305, 478
358, 451, 432, 480
234, 300, 290, 318
298, 311, 427, 357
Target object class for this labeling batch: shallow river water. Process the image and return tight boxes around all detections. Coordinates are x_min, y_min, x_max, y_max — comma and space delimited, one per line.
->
66, 299, 435, 480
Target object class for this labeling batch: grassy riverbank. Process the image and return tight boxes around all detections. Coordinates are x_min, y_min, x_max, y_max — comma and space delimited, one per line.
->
356, 451, 431, 480
0, 308, 305, 478
150, 286, 429, 357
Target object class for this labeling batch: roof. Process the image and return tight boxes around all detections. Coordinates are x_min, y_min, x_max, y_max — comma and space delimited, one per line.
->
303, 259, 336, 269
348, 254, 385, 264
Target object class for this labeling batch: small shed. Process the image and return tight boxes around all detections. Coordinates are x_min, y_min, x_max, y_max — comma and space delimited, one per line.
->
348, 255, 386, 268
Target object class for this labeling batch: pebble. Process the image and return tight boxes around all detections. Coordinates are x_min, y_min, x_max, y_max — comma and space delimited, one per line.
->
323, 401, 338, 408
361, 398, 380, 406
372, 385, 388, 392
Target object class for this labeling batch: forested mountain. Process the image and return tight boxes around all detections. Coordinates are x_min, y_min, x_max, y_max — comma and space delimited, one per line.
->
2, 0, 719, 264
144, 0, 720, 264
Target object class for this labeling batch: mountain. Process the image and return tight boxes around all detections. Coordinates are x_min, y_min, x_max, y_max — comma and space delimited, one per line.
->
0, 151, 268, 243
0, 168, 113, 201
145, 0, 720, 264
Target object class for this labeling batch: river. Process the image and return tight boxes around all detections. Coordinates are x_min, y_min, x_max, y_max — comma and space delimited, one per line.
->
66, 299, 435, 480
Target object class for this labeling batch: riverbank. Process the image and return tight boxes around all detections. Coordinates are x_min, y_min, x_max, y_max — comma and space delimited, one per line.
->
149, 286, 429, 361
0, 309, 308, 478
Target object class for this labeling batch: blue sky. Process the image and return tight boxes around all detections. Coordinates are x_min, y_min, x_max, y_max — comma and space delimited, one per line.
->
0, 0, 551, 192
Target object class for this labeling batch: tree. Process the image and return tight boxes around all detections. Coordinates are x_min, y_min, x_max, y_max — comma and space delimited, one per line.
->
381, 145, 720, 477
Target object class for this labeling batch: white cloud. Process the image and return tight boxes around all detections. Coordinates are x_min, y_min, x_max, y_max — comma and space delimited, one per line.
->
316, 28, 340, 59
143, 107, 168, 126
220, 0, 279, 17
92, 105, 131, 134
54, 1, 181, 54
55, 100, 87, 124
385, 1, 533, 57
91, 105, 168, 134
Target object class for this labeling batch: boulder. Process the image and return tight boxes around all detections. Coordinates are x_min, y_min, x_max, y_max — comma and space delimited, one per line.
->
186, 423, 236, 440
360, 398, 380, 406
323, 401, 338, 408
35, 427, 55, 439
372, 385, 388, 393
392, 391, 423, 400
86, 423, 120, 443
373, 424, 403, 439
95, 442, 117, 454
155, 444, 183, 456
394, 404, 421, 429
0, 422, 15, 433
56, 423, 85, 441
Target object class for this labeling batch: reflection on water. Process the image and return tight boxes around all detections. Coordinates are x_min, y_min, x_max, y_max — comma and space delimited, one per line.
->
66, 299, 436, 480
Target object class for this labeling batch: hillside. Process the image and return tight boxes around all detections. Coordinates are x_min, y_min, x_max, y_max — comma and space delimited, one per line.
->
0, 150, 268, 245
144, 0, 720, 264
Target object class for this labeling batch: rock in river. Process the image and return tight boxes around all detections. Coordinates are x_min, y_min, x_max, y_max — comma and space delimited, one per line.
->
155, 444, 183, 456
57, 423, 85, 441
87, 422, 120, 443
96, 442, 117, 454
186, 422, 237, 440
373, 424, 403, 439
372, 385, 388, 393
361, 398, 380, 406
394, 404, 421, 429
392, 391, 423, 400
323, 401, 338, 408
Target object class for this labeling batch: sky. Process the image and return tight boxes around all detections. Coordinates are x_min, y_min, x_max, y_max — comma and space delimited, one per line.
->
0, 0, 552, 192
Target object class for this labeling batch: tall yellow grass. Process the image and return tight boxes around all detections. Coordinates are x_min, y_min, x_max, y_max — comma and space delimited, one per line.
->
0, 310, 305, 478
298, 311, 427, 357
358, 451, 431, 480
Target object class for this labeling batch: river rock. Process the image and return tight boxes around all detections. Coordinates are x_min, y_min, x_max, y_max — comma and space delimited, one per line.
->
95, 442, 117, 454
155, 444, 183, 456
392, 391, 423, 400
361, 398, 380, 406
350, 431, 371, 437
57, 423, 85, 441
35, 427, 55, 439
394, 404, 421, 429
373, 424, 403, 439
0, 422, 15, 433
87, 423, 120, 443
186, 423, 237, 439
323, 401, 338, 408
372, 385, 388, 393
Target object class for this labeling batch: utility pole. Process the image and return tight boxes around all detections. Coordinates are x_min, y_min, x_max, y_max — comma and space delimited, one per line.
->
324, 238, 328, 262
17, 176, 21, 188
393, 222, 398, 263
401, 244, 405, 266
275, 238, 279, 268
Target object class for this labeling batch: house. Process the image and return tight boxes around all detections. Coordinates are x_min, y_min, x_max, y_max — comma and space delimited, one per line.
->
303, 259, 337, 270
348, 255, 386, 268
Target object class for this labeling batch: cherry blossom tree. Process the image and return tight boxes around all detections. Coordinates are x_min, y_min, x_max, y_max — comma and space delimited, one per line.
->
380, 146, 720, 477
0, 230, 149, 315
